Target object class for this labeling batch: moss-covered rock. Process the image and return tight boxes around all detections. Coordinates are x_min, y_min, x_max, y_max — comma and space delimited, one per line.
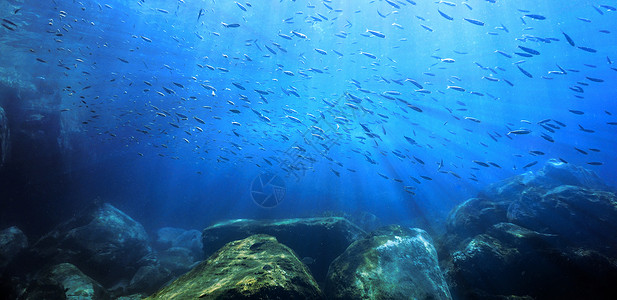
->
326, 225, 451, 300
202, 217, 365, 282
147, 234, 324, 299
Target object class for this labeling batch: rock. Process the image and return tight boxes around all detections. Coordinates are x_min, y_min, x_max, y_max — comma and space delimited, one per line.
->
0, 226, 28, 270
115, 294, 144, 300
147, 234, 324, 300
449, 222, 617, 299
444, 162, 617, 299
126, 262, 171, 296
480, 172, 532, 203
115, 295, 144, 300
448, 162, 617, 255
326, 225, 451, 300
173, 230, 202, 258
0, 275, 25, 300
0, 105, 9, 167
155, 227, 186, 248
446, 198, 508, 242
202, 217, 365, 282
528, 159, 610, 191
155, 227, 203, 259
31, 202, 153, 288
480, 159, 610, 202
507, 185, 617, 255
158, 247, 196, 275
351, 211, 382, 232
24, 263, 110, 300
321, 211, 382, 232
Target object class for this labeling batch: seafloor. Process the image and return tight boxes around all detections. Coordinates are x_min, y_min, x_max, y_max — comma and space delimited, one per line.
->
2, 159, 617, 299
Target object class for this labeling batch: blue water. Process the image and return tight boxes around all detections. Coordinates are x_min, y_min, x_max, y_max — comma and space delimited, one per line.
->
1, 0, 616, 233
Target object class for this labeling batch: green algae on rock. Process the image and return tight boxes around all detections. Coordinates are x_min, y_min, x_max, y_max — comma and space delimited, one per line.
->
202, 217, 365, 283
326, 225, 451, 300
147, 234, 324, 299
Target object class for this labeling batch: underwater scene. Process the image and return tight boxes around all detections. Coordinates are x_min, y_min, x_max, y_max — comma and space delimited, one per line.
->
1, 0, 617, 299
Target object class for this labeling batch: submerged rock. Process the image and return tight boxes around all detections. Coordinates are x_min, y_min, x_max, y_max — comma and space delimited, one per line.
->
446, 198, 508, 241
158, 247, 197, 275
0, 226, 28, 271
147, 234, 324, 299
115, 295, 144, 300
444, 162, 617, 299
321, 211, 382, 232
449, 222, 617, 299
23, 263, 110, 300
155, 227, 203, 260
528, 159, 609, 191
173, 230, 202, 259
447, 161, 617, 252
31, 202, 153, 288
155, 227, 186, 248
481, 159, 610, 202
126, 260, 170, 296
202, 217, 365, 282
326, 225, 451, 300
507, 185, 617, 253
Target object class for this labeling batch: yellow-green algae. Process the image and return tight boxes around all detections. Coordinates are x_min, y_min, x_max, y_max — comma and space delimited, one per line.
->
147, 234, 323, 299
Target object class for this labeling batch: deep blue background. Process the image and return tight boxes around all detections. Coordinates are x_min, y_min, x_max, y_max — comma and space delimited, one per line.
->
1, 0, 615, 235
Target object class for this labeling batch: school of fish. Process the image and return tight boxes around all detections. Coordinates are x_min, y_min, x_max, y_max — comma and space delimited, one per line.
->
2, 0, 615, 198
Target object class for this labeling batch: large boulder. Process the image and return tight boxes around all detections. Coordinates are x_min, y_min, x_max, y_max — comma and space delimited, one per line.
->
447, 161, 617, 254
448, 222, 617, 299
202, 217, 365, 282
446, 198, 508, 242
527, 159, 609, 191
507, 185, 617, 254
480, 159, 610, 202
444, 162, 617, 299
30, 202, 154, 288
22, 263, 110, 300
326, 225, 451, 300
147, 234, 324, 299
0, 226, 28, 271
